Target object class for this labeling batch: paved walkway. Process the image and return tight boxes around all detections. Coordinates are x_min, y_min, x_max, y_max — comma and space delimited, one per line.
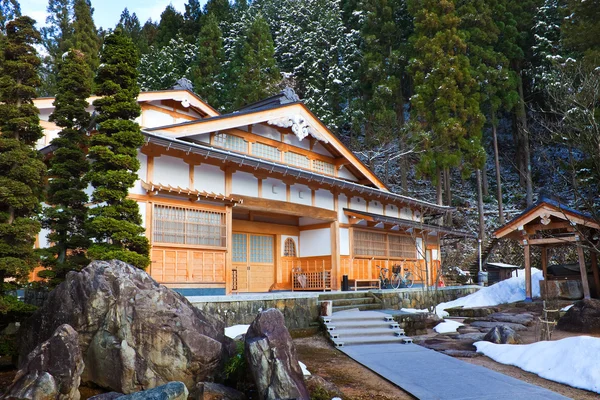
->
340, 343, 571, 400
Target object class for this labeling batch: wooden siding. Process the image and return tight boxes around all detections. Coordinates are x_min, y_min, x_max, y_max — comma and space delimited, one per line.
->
150, 246, 226, 284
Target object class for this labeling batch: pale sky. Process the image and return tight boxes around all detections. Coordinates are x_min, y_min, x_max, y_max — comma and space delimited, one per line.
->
21, 0, 202, 30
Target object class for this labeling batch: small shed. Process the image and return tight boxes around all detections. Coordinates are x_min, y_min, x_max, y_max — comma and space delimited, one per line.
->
494, 197, 600, 301
485, 262, 521, 285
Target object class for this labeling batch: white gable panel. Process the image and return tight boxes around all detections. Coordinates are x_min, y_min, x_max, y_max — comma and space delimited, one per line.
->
232, 171, 258, 197
143, 109, 175, 128
154, 155, 189, 188
283, 132, 310, 150
195, 164, 225, 194
131, 151, 148, 195
252, 124, 281, 141
263, 178, 286, 202
312, 142, 333, 157
337, 166, 359, 182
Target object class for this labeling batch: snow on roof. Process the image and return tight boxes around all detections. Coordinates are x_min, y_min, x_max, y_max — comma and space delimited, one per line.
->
486, 262, 521, 269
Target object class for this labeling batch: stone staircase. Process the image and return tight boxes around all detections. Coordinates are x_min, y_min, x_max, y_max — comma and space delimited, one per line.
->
318, 292, 382, 312
322, 310, 413, 347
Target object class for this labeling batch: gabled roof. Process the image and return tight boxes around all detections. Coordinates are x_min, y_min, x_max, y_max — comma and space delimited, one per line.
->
494, 197, 600, 239
146, 101, 389, 190
34, 89, 220, 118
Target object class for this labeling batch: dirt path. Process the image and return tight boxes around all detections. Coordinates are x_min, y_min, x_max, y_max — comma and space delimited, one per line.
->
294, 333, 416, 400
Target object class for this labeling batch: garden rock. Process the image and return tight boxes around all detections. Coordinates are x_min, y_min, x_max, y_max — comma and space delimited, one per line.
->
245, 308, 309, 400
116, 382, 188, 399
3, 324, 83, 400
483, 325, 522, 344
88, 393, 124, 400
469, 321, 527, 331
191, 382, 246, 400
19, 260, 229, 394
305, 375, 344, 399
557, 298, 600, 333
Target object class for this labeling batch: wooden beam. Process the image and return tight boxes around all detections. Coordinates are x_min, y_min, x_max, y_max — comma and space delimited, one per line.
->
232, 219, 299, 236
527, 236, 579, 245
592, 252, 600, 298
524, 243, 532, 301
526, 221, 574, 232
577, 245, 591, 299
233, 195, 337, 221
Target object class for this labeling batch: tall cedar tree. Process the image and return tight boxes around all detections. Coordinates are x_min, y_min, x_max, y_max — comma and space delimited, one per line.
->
139, 35, 197, 90
41, 49, 92, 285
181, 0, 203, 44
0, 17, 46, 289
408, 0, 485, 208
204, 0, 233, 25
562, 0, 600, 63
230, 14, 280, 109
191, 13, 225, 109
155, 5, 184, 48
71, 0, 100, 82
40, 0, 73, 96
117, 8, 149, 55
0, 0, 20, 32
88, 29, 150, 268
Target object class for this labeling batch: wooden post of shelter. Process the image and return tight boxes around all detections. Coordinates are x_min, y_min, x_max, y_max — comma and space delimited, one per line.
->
591, 251, 600, 298
576, 242, 591, 299
524, 241, 532, 301
541, 246, 548, 298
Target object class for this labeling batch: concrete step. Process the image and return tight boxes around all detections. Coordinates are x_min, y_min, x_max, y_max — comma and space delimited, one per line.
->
332, 303, 382, 312
325, 320, 391, 329
328, 327, 405, 338
329, 297, 377, 307
325, 310, 393, 323
319, 292, 376, 301
332, 335, 407, 347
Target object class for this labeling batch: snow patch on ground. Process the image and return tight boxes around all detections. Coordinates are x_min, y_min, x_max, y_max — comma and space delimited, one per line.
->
561, 304, 574, 312
225, 324, 250, 339
433, 319, 464, 334
475, 336, 600, 394
401, 308, 430, 314
225, 324, 311, 376
435, 268, 544, 317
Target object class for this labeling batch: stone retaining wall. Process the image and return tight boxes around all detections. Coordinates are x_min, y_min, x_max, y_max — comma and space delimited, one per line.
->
372, 286, 481, 310
190, 293, 320, 330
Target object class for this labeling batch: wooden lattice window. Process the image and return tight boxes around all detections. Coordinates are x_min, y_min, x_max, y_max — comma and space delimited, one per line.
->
153, 204, 226, 247
232, 233, 247, 262
388, 234, 416, 258
284, 152, 310, 169
284, 238, 297, 257
251, 142, 281, 161
250, 235, 273, 263
353, 230, 386, 257
213, 133, 247, 153
313, 159, 335, 175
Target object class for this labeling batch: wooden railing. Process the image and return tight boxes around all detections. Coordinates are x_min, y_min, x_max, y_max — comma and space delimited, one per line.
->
339, 258, 441, 286
289, 258, 332, 291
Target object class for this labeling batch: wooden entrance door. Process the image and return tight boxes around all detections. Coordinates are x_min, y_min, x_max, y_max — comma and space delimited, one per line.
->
232, 233, 275, 292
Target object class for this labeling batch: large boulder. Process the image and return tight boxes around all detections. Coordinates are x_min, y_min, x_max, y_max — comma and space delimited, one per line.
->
3, 324, 84, 400
244, 309, 309, 400
191, 382, 246, 400
557, 298, 600, 333
116, 382, 188, 400
483, 325, 522, 344
19, 260, 229, 394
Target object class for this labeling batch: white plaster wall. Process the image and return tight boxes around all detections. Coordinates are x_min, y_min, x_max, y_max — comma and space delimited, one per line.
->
154, 155, 189, 188
300, 228, 331, 257
38, 227, 51, 249
35, 129, 60, 150
386, 204, 399, 218
194, 164, 225, 194
413, 210, 422, 222
338, 194, 348, 223
315, 189, 334, 210
290, 184, 312, 206
339, 228, 350, 256
312, 142, 333, 157
232, 171, 258, 197
281, 235, 299, 257
400, 207, 412, 220
416, 238, 424, 259
252, 124, 281, 141
263, 178, 286, 201
349, 196, 367, 212
130, 151, 148, 195
192, 133, 210, 144
144, 109, 176, 128
338, 166, 358, 182
369, 200, 384, 215
283, 132, 310, 150
39, 109, 52, 122
138, 201, 146, 228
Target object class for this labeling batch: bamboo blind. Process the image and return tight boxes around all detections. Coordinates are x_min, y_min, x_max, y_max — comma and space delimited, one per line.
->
353, 230, 416, 258
153, 204, 226, 247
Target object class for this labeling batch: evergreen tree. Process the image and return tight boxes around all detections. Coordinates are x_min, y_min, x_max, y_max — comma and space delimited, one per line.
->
229, 14, 280, 109
563, 0, 600, 63
530, 0, 565, 90
40, 0, 74, 96
181, 0, 203, 44
408, 0, 485, 207
0, 0, 20, 32
139, 35, 198, 90
191, 13, 225, 109
87, 29, 149, 268
71, 0, 100, 82
0, 17, 46, 290
41, 49, 92, 285
117, 8, 149, 54
204, 0, 233, 26
141, 19, 159, 49
155, 5, 184, 48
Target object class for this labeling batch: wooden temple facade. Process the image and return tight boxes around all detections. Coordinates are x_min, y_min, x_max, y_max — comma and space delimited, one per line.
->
494, 198, 600, 300
35, 89, 471, 295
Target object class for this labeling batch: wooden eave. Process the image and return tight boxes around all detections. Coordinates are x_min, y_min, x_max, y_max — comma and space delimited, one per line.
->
494, 201, 600, 240
141, 181, 241, 204
146, 102, 389, 191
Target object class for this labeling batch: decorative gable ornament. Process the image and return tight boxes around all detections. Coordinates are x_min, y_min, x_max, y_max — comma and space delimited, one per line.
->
267, 114, 329, 144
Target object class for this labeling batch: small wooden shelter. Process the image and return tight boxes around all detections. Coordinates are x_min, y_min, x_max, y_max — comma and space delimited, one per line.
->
485, 262, 520, 285
494, 198, 600, 300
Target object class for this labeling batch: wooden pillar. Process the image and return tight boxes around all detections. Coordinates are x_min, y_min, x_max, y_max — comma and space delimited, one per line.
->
274, 234, 282, 286
592, 252, 600, 298
330, 221, 340, 291
524, 242, 532, 301
541, 246, 548, 299
224, 206, 233, 295
577, 243, 591, 299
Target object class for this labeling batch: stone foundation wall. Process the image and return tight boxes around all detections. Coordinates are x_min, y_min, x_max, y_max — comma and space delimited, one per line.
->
190, 294, 320, 330
373, 286, 481, 310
